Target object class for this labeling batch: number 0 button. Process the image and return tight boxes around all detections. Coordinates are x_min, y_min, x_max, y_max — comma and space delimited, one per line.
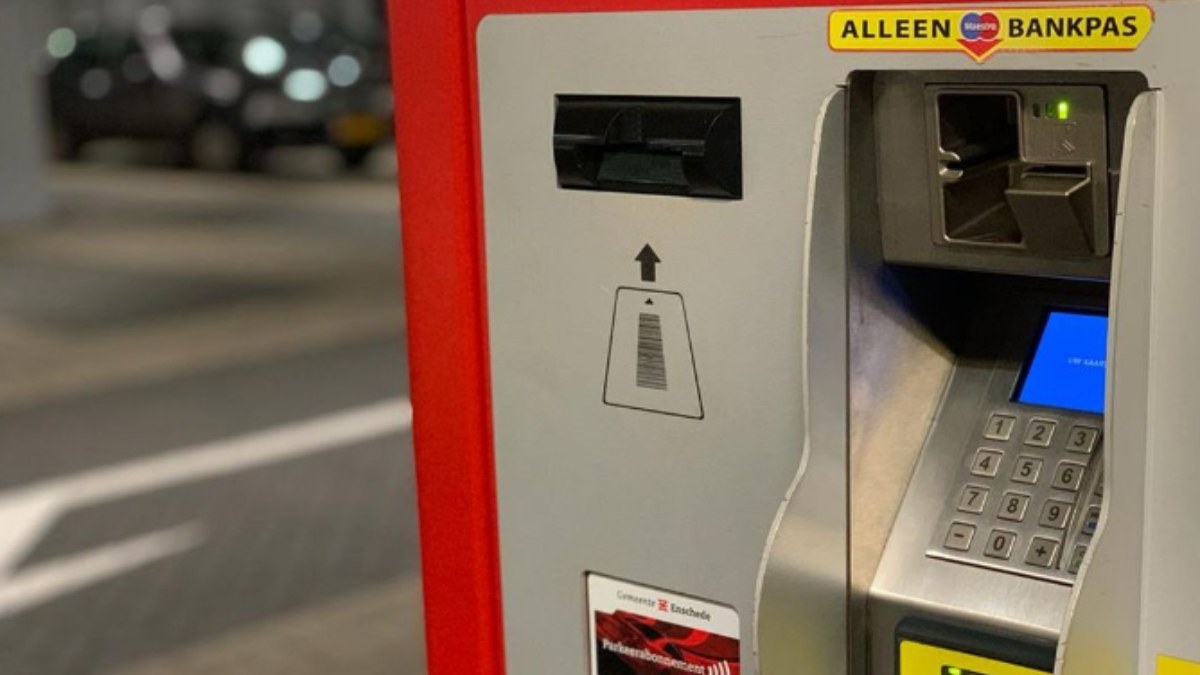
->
984, 529, 1018, 560
1024, 419, 1057, 448
970, 449, 1004, 478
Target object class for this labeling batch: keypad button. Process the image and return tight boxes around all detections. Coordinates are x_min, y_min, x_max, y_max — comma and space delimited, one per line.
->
1025, 536, 1061, 569
957, 485, 990, 515
970, 449, 1004, 478
997, 492, 1032, 523
1067, 544, 1088, 574
984, 529, 1018, 560
945, 522, 976, 552
1052, 461, 1088, 492
1039, 499, 1074, 530
984, 414, 1017, 441
1011, 456, 1045, 485
1024, 419, 1058, 448
1082, 505, 1102, 536
1065, 425, 1101, 455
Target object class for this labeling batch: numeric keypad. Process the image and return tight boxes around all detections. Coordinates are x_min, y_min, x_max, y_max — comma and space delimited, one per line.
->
932, 407, 1102, 584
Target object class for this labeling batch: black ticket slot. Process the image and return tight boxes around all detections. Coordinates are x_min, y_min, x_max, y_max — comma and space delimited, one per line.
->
553, 96, 742, 199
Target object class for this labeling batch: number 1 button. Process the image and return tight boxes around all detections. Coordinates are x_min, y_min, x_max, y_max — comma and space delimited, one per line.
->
971, 449, 1004, 478
985, 414, 1017, 441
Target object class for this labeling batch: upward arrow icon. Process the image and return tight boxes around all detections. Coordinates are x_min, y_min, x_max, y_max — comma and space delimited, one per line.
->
636, 245, 661, 283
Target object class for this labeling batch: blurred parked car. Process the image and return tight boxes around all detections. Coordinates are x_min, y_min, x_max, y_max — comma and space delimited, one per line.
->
44, 17, 393, 171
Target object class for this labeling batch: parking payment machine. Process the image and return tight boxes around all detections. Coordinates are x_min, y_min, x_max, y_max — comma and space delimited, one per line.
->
391, 2, 1200, 675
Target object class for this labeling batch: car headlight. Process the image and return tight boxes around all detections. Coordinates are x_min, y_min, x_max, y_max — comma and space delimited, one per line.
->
328, 55, 363, 88
243, 36, 287, 77
46, 27, 78, 59
283, 69, 328, 103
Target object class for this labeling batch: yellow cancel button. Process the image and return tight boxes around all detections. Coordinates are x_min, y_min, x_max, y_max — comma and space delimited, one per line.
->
899, 641, 1051, 675
830, 6, 1154, 63
1161, 655, 1200, 675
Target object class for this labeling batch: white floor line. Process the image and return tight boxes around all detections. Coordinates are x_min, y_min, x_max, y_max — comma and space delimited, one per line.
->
0, 397, 413, 618
0, 494, 59, 576
0, 523, 207, 621
56, 397, 412, 510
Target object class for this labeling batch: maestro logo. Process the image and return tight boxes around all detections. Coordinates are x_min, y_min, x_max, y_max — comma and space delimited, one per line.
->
959, 11, 1003, 59
829, 5, 1155, 64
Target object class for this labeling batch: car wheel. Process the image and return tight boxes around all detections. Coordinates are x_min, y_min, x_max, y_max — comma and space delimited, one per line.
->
188, 121, 255, 172
340, 147, 372, 171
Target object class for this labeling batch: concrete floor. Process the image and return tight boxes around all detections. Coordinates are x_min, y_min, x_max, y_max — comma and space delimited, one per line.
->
0, 163, 425, 675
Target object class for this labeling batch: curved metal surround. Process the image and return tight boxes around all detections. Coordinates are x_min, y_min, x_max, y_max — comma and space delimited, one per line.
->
1057, 91, 1161, 675
1127, 80, 1200, 670
755, 88, 849, 675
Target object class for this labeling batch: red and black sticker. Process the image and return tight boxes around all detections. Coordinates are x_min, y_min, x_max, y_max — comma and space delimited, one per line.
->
588, 574, 739, 675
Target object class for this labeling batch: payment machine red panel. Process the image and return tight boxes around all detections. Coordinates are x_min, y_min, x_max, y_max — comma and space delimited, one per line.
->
388, 1, 1038, 674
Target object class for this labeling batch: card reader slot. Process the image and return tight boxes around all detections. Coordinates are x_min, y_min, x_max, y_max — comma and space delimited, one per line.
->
937, 92, 1020, 181
942, 141, 1019, 174
930, 88, 1107, 256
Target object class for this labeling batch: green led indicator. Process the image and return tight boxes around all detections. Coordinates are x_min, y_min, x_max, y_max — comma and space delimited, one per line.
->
1057, 100, 1071, 120
948, 669, 964, 675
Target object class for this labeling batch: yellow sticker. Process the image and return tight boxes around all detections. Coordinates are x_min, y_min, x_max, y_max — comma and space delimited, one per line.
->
1161, 655, 1200, 675
829, 6, 1154, 63
900, 641, 1052, 675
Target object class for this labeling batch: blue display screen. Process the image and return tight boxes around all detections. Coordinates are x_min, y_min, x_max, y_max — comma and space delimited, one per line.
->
1015, 311, 1109, 415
